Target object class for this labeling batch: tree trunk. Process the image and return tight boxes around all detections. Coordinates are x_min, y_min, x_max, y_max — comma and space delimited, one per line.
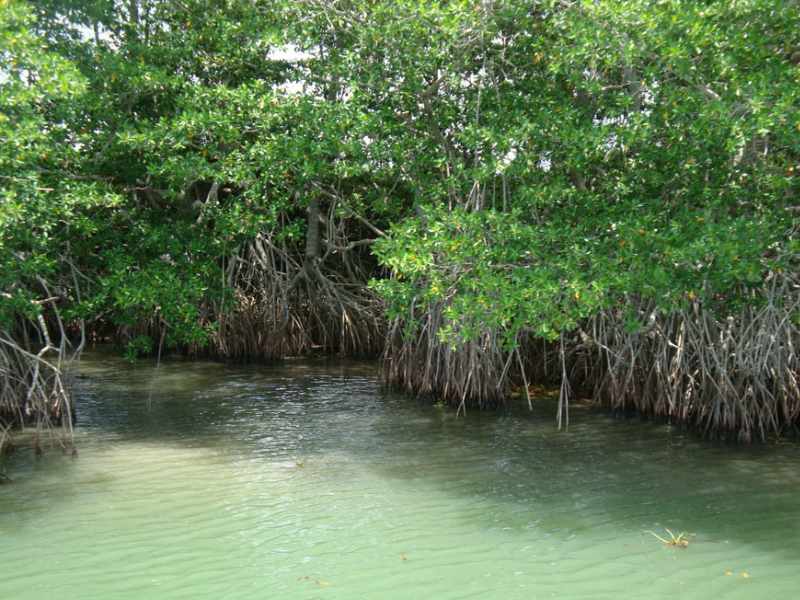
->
305, 195, 320, 264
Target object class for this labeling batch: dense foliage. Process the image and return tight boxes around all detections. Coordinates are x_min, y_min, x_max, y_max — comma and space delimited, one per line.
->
1, 0, 799, 440
373, 0, 799, 338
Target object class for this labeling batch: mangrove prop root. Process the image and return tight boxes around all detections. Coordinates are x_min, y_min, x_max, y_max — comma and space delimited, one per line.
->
385, 271, 800, 440
382, 300, 509, 410
0, 317, 77, 457
211, 231, 385, 360
560, 274, 800, 442
114, 224, 386, 361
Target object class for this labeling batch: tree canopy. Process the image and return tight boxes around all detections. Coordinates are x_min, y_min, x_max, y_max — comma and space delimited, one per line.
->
2, 0, 799, 440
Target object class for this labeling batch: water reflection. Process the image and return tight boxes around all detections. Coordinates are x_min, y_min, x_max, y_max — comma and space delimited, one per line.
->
1, 348, 799, 599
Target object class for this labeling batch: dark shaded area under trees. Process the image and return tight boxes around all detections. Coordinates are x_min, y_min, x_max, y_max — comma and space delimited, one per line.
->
1, 0, 799, 446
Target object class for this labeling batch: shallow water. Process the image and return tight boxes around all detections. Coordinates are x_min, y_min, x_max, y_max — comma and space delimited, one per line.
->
2, 349, 800, 599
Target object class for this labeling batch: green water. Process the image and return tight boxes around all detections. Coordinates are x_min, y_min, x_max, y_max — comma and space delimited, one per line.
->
2, 350, 800, 599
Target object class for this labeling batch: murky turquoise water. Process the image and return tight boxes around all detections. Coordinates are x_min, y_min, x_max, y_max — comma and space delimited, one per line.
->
2, 349, 800, 599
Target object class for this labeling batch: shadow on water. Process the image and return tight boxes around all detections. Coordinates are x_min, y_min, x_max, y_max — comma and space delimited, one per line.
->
63, 349, 800, 554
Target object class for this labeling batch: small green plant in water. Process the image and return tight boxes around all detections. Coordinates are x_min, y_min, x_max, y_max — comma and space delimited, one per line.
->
645, 529, 695, 548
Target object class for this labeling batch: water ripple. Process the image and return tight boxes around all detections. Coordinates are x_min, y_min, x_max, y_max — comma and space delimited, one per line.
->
2, 351, 800, 599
